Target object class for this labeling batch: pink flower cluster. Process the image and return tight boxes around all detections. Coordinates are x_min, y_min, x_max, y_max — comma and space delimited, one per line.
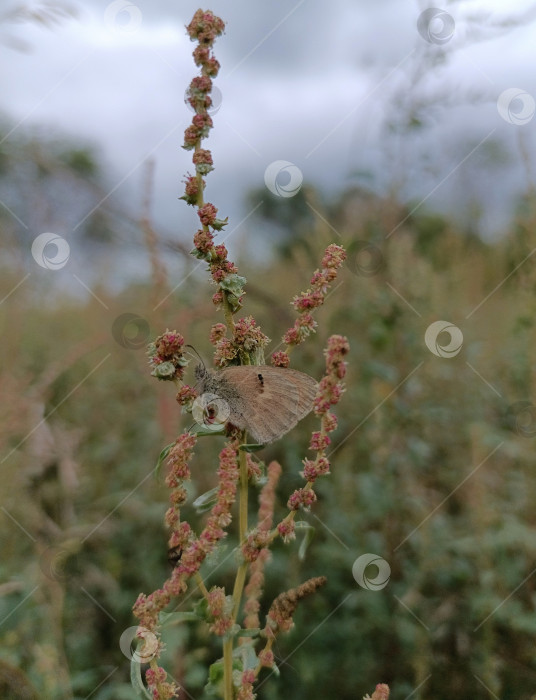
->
186, 9, 225, 45
206, 586, 233, 636
272, 244, 346, 365
367, 684, 390, 700
271, 350, 290, 368
181, 174, 203, 205
193, 148, 214, 175
184, 113, 214, 149
133, 440, 240, 690
237, 670, 256, 700
213, 315, 270, 367
145, 666, 178, 700
167, 444, 239, 596
287, 487, 317, 511
164, 434, 196, 552
276, 518, 296, 542
147, 330, 189, 382
243, 461, 282, 629
175, 384, 198, 409
279, 335, 349, 525
264, 577, 327, 638
181, 9, 246, 317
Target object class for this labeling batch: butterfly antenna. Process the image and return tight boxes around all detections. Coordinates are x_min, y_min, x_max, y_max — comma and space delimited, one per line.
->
185, 344, 207, 391
185, 344, 205, 369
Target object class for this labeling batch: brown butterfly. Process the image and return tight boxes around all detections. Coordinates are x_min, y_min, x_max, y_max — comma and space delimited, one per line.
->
193, 364, 318, 444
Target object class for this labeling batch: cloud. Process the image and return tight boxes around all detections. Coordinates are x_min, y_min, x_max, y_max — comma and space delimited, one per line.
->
1, 0, 536, 246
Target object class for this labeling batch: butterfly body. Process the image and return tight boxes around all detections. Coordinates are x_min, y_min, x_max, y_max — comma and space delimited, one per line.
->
195, 364, 317, 444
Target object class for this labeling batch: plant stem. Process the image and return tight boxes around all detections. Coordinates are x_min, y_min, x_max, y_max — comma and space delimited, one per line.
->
231, 439, 249, 620
194, 572, 209, 599
222, 292, 235, 331
222, 436, 250, 700
223, 637, 234, 700
231, 562, 248, 621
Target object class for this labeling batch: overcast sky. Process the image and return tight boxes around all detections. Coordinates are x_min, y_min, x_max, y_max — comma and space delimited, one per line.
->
2, 0, 536, 266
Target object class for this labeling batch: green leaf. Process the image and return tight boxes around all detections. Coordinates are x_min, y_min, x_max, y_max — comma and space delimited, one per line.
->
212, 216, 229, 231
130, 660, 152, 699
226, 292, 243, 312
193, 486, 219, 513
205, 660, 225, 697
219, 273, 247, 296
239, 443, 265, 453
205, 658, 241, 697
193, 597, 210, 620
150, 361, 176, 379
190, 247, 209, 260
159, 611, 199, 627
190, 423, 226, 437
295, 521, 316, 561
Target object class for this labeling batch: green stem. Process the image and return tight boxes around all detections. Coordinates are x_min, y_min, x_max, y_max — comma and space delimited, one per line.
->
222, 291, 235, 332
223, 637, 233, 700
231, 562, 248, 621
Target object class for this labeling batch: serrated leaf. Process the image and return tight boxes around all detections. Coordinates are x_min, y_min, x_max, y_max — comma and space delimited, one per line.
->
193, 486, 220, 513
151, 361, 176, 379
219, 273, 247, 296
295, 521, 316, 561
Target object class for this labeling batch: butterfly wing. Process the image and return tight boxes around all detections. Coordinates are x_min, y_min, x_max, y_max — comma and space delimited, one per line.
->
218, 366, 317, 444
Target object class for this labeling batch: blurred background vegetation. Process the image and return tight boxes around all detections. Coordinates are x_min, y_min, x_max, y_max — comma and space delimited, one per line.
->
2, 117, 536, 700
2, 2, 536, 699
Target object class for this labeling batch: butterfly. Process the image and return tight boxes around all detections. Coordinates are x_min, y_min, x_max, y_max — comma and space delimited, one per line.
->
193, 364, 318, 444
